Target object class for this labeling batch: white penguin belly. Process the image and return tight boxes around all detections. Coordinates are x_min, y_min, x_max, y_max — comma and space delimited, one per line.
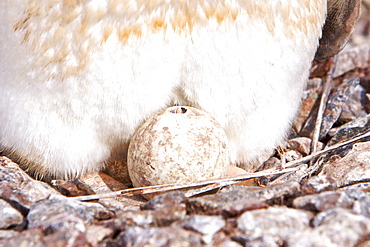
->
0, 0, 327, 179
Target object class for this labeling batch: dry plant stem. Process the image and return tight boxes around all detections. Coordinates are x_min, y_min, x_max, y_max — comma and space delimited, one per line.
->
284, 129, 370, 168
271, 158, 324, 185
305, 157, 325, 176
310, 56, 337, 155
72, 167, 300, 201
269, 164, 308, 185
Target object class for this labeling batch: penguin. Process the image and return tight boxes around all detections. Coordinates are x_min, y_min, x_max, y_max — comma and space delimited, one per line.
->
0, 0, 361, 180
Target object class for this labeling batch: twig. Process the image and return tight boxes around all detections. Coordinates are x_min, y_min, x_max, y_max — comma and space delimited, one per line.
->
310, 56, 338, 154
269, 163, 307, 185
305, 157, 325, 177
284, 129, 370, 168
71, 167, 301, 201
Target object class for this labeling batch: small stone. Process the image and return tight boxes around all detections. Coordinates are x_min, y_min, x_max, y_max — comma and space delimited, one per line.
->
85, 225, 114, 246
41, 215, 89, 247
285, 229, 334, 247
249, 181, 301, 203
341, 187, 370, 216
51, 179, 94, 196
237, 206, 313, 242
0, 199, 24, 229
301, 176, 337, 194
187, 187, 267, 217
320, 77, 361, 138
180, 215, 225, 245
293, 190, 353, 213
141, 191, 187, 210
312, 208, 370, 246
339, 83, 368, 122
53, 173, 128, 196
181, 215, 225, 236
117, 226, 203, 247
115, 204, 186, 229
152, 204, 187, 226
233, 234, 282, 247
328, 114, 370, 137
115, 210, 155, 229
286, 137, 323, 156
327, 126, 370, 147
320, 142, 370, 187
294, 187, 370, 215
205, 181, 301, 209
0, 228, 44, 247
257, 157, 282, 171
27, 196, 113, 229
0, 157, 60, 210
333, 44, 370, 77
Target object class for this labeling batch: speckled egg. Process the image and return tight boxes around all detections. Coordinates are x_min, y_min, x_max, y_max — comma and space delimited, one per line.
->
128, 106, 230, 188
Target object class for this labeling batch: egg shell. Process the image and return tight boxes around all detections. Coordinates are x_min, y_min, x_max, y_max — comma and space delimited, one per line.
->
128, 106, 230, 188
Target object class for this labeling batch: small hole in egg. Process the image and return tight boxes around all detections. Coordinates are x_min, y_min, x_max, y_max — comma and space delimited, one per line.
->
171, 107, 187, 114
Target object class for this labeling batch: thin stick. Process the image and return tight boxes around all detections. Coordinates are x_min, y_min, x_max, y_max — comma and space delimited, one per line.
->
269, 164, 307, 185
71, 167, 300, 201
284, 129, 370, 168
272, 157, 325, 185
310, 56, 338, 154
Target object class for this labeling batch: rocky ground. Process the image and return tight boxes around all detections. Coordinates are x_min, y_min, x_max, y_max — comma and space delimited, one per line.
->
0, 3, 370, 247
